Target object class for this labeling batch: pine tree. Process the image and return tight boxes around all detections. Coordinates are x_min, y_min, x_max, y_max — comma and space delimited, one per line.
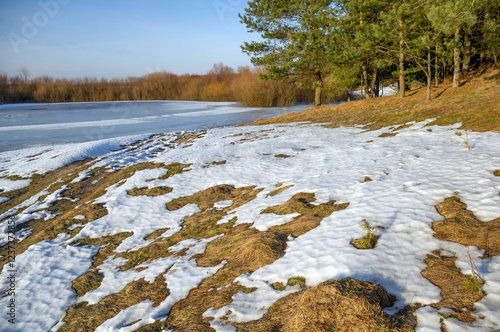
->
379, 0, 414, 98
427, 0, 477, 88
239, 0, 339, 106
342, 0, 392, 99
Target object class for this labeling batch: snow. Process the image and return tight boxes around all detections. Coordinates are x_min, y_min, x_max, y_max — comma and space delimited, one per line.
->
0, 234, 98, 332
0, 112, 499, 331
0, 178, 31, 193
213, 200, 233, 210
92, 237, 225, 332
0, 135, 147, 179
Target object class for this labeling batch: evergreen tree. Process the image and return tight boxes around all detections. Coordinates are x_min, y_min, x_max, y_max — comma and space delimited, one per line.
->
339, 0, 390, 99
427, 0, 477, 87
476, 0, 500, 64
378, 0, 415, 98
239, 0, 339, 106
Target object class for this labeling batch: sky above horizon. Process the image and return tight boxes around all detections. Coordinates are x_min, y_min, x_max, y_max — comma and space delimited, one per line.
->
0, 0, 256, 79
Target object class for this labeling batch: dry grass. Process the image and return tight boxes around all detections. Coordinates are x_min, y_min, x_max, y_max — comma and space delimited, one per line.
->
351, 219, 378, 250
267, 184, 294, 198
158, 163, 191, 179
144, 227, 170, 241
249, 65, 500, 132
0, 161, 178, 272
203, 160, 227, 168
157, 227, 289, 331
72, 269, 104, 297
7, 66, 500, 330
263, 192, 349, 238
422, 251, 485, 323
433, 196, 500, 258
135, 191, 349, 331
74, 232, 133, 269
128, 186, 173, 197
234, 278, 416, 332
116, 185, 263, 271
171, 133, 205, 146
0, 158, 93, 216
59, 274, 169, 331
419, 195, 500, 324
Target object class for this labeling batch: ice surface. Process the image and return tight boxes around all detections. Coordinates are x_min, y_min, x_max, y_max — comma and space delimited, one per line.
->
0, 115, 499, 331
0, 101, 309, 152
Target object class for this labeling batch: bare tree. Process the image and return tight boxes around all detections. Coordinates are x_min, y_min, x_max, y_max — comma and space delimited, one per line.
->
18, 66, 30, 83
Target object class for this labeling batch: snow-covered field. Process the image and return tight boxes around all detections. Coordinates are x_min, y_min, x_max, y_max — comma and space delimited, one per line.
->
0, 119, 499, 331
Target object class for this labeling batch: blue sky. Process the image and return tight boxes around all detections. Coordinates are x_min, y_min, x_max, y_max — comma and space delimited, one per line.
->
0, 0, 256, 79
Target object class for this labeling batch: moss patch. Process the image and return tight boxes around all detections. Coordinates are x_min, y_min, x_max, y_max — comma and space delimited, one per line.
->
287, 276, 306, 289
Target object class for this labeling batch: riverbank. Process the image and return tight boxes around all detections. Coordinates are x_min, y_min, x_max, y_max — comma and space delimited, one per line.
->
251, 65, 500, 132
0, 66, 499, 331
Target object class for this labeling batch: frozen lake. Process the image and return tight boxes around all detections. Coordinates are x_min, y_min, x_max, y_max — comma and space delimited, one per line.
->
0, 101, 309, 152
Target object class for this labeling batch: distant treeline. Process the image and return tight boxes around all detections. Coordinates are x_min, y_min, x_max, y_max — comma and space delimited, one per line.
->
0, 64, 345, 107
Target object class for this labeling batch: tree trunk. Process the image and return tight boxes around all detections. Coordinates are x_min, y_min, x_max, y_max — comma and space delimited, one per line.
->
435, 40, 440, 87
452, 26, 461, 88
463, 25, 471, 74
362, 65, 370, 99
427, 46, 431, 101
314, 74, 322, 106
371, 68, 378, 98
347, 91, 352, 103
314, 86, 321, 106
398, 25, 405, 98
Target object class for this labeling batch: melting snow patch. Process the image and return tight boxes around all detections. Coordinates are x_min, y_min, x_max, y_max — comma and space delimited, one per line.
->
93, 236, 225, 331
213, 200, 233, 210
0, 234, 98, 332
0, 178, 31, 193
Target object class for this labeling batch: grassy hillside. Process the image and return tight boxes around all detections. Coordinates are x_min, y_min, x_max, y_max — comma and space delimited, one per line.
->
251, 65, 500, 132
